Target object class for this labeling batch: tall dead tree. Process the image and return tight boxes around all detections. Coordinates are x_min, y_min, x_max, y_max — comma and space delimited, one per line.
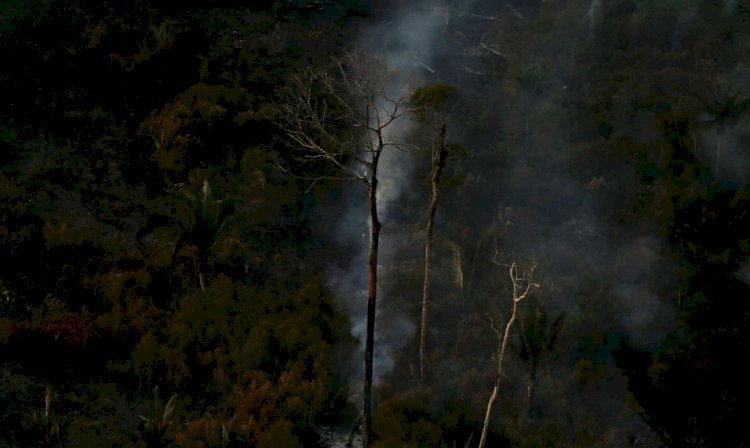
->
478, 258, 539, 448
269, 56, 417, 448
419, 122, 448, 383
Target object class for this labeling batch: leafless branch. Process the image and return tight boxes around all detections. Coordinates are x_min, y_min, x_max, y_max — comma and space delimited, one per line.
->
480, 42, 507, 58
269, 156, 360, 193
412, 53, 436, 73
267, 52, 424, 448
478, 257, 540, 448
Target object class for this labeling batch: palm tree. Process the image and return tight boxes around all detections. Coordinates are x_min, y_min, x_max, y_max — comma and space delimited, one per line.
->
137, 180, 235, 292
516, 306, 564, 407
694, 86, 750, 177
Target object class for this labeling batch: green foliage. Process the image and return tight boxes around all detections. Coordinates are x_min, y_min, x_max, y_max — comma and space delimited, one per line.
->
137, 387, 179, 446
517, 307, 565, 373
0, 366, 49, 447
434, 399, 482, 448
409, 83, 460, 123
4, 0, 750, 446
372, 398, 446, 448
0, 2, 354, 446
515, 62, 546, 94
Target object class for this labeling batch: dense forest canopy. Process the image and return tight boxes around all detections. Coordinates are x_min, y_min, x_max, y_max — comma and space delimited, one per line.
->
2, 0, 750, 446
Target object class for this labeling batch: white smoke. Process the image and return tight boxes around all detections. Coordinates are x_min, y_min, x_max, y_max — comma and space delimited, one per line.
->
613, 237, 677, 348
316, 1, 683, 445
323, 2, 447, 394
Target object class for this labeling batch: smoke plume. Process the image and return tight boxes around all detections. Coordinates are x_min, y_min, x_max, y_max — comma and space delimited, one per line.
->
318, 1, 685, 445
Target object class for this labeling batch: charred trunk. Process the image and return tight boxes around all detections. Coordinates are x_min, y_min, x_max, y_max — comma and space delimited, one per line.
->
420, 123, 448, 383
363, 173, 381, 448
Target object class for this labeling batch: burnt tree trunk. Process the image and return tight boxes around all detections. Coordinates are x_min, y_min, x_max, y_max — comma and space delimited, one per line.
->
268, 59, 415, 448
419, 123, 448, 383
363, 147, 382, 448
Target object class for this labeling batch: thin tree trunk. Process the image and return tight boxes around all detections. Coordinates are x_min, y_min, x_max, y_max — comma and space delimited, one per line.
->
526, 369, 541, 419
478, 260, 537, 448
419, 123, 448, 383
44, 385, 51, 447
363, 154, 381, 448
450, 241, 464, 291
199, 273, 206, 293
478, 295, 520, 448
692, 131, 697, 155
466, 228, 494, 302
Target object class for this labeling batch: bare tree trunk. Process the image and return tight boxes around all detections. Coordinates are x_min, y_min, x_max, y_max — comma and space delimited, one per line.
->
419, 123, 448, 383
692, 131, 697, 155
478, 292, 519, 448
478, 260, 538, 448
449, 241, 464, 291
268, 60, 417, 448
363, 152, 382, 448
44, 385, 51, 447
199, 272, 206, 293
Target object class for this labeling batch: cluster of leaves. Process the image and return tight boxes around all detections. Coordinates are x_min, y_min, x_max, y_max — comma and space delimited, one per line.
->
0, 0, 363, 446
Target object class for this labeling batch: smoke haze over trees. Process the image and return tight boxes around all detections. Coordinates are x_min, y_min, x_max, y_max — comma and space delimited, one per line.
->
2, 0, 750, 446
